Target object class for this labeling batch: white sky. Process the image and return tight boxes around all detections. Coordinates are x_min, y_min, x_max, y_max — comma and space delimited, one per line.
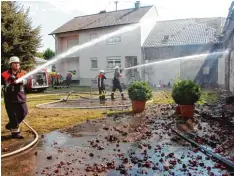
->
19, 0, 233, 52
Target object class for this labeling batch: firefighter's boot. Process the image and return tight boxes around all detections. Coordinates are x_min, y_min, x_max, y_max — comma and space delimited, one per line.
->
121, 93, 127, 100
99, 95, 102, 101
111, 93, 115, 100
12, 132, 24, 139
5, 123, 11, 130
102, 95, 107, 101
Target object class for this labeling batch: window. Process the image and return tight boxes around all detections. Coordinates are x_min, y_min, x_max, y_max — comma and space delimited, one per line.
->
203, 67, 210, 75
106, 56, 121, 69
67, 38, 79, 49
106, 36, 121, 44
90, 58, 98, 69
90, 33, 98, 40
129, 57, 138, 77
163, 35, 170, 40
232, 35, 234, 46
161, 35, 170, 43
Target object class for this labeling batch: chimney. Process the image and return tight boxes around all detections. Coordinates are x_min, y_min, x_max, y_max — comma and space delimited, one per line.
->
99, 10, 106, 13
135, 1, 140, 9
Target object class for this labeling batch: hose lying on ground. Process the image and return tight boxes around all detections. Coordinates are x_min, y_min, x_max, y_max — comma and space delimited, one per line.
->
1, 120, 39, 159
171, 128, 234, 170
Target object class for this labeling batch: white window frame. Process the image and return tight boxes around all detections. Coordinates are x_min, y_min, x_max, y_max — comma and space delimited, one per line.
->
90, 57, 98, 70
106, 36, 121, 45
90, 33, 98, 40
106, 56, 121, 69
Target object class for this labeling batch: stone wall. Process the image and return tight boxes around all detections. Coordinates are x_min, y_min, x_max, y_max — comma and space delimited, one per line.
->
143, 44, 224, 87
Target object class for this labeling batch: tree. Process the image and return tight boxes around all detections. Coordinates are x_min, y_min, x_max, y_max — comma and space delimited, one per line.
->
36, 52, 44, 59
1, 1, 41, 72
43, 48, 55, 60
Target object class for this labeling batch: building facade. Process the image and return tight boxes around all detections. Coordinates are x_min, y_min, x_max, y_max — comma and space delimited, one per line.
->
223, 2, 234, 93
50, 4, 158, 86
142, 18, 226, 88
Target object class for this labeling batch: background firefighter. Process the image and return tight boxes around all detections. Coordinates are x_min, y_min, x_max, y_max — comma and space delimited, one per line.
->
111, 66, 126, 100
1, 56, 28, 139
66, 71, 72, 88
97, 70, 106, 101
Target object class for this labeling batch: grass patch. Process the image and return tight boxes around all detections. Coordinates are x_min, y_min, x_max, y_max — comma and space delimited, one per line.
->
1, 90, 219, 147
152, 90, 219, 105
1, 93, 104, 147
153, 91, 175, 104
197, 90, 219, 104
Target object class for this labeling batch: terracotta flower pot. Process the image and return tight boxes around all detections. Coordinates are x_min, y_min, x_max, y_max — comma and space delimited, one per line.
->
180, 105, 195, 118
131, 100, 146, 113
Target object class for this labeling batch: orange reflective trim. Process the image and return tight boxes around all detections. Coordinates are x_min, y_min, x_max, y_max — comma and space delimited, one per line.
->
98, 74, 103, 78
1, 71, 11, 81
16, 70, 27, 78
1, 70, 27, 81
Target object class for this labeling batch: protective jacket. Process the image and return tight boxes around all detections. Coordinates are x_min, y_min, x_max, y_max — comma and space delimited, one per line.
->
1, 69, 27, 103
98, 73, 106, 88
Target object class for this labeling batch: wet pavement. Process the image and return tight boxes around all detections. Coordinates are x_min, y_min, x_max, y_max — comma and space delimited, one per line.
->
32, 104, 234, 176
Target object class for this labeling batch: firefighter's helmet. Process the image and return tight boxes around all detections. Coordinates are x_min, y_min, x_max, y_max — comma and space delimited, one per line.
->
9, 56, 20, 64
100, 70, 104, 73
115, 66, 119, 70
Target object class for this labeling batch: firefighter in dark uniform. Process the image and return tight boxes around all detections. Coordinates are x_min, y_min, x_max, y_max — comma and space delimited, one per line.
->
111, 66, 126, 100
98, 70, 107, 101
1, 56, 28, 139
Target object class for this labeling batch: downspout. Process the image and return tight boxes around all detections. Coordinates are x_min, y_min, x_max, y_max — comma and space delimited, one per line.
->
227, 48, 231, 90
141, 47, 146, 81
51, 34, 56, 72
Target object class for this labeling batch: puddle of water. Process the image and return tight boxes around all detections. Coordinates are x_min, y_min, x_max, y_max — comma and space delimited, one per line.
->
34, 109, 232, 176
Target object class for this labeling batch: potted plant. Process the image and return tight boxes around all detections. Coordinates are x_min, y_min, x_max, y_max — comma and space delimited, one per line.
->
172, 80, 201, 118
128, 81, 153, 113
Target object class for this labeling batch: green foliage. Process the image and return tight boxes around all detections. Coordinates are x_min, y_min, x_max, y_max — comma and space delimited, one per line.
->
1, 1, 42, 71
197, 91, 219, 104
43, 48, 55, 60
36, 52, 44, 59
172, 79, 201, 105
128, 81, 153, 101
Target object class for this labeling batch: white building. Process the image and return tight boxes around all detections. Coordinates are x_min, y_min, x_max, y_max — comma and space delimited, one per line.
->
34, 57, 52, 72
142, 17, 226, 88
49, 3, 158, 86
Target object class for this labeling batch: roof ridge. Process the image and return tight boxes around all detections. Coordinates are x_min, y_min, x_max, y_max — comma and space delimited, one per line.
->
157, 17, 225, 22
143, 17, 225, 47
74, 5, 153, 19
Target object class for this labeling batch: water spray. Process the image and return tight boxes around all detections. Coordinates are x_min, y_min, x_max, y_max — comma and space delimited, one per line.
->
15, 16, 157, 84
93, 50, 228, 75
123, 50, 229, 71
16, 23, 141, 84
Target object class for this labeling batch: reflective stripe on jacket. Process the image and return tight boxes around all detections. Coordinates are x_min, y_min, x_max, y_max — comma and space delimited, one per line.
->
1, 69, 27, 103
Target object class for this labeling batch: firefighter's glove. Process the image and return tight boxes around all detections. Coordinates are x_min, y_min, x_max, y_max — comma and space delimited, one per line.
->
9, 75, 16, 81
12, 79, 27, 85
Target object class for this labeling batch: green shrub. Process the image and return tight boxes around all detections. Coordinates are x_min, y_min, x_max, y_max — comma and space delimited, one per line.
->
172, 80, 201, 105
128, 81, 153, 101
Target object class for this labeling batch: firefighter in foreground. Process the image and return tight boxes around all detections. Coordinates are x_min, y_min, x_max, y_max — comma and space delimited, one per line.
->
97, 70, 107, 101
111, 66, 126, 100
1, 56, 28, 139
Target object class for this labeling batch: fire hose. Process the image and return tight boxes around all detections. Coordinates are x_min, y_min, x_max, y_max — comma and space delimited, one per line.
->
171, 128, 234, 170
1, 120, 39, 159
2, 91, 82, 159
